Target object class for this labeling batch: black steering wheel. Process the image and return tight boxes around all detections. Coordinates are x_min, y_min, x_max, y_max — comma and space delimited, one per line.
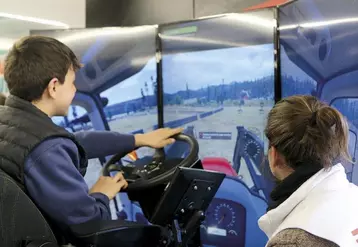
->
102, 133, 199, 191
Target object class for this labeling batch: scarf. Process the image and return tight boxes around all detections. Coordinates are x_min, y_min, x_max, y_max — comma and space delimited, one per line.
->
267, 163, 322, 211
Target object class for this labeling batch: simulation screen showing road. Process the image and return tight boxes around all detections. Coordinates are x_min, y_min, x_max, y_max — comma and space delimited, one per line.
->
162, 45, 275, 186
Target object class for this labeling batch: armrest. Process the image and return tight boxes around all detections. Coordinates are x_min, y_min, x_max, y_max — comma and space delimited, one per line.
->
70, 220, 167, 247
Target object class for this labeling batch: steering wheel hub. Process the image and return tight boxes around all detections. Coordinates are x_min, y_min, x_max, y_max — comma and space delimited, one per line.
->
102, 134, 199, 191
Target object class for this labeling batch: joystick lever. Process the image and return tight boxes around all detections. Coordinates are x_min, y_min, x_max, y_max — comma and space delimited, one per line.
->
172, 210, 206, 247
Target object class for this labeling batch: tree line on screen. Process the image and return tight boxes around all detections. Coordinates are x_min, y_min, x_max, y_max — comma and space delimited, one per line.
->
164, 76, 275, 106
281, 75, 317, 97
64, 74, 358, 132
103, 74, 318, 117
104, 75, 274, 117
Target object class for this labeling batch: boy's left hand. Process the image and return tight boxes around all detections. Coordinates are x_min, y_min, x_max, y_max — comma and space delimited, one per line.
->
134, 128, 184, 148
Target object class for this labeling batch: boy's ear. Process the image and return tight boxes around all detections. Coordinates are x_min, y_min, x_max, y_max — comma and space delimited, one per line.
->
47, 78, 59, 99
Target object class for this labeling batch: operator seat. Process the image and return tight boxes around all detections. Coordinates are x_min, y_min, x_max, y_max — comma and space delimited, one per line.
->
0, 168, 165, 247
0, 168, 57, 246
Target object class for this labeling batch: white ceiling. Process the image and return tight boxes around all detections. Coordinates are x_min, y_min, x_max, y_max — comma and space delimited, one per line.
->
0, 0, 85, 50
0, 17, 66, 38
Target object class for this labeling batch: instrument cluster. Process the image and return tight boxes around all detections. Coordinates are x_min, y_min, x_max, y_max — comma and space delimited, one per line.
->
200, 198, 246, 247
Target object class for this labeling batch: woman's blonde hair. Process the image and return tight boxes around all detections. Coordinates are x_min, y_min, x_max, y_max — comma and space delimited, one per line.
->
265, 95, 351, 169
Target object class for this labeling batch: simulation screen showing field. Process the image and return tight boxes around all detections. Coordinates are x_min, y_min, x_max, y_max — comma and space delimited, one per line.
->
99, 57, 158, 157
100, 57, 158, 134
162, 45, 275, 185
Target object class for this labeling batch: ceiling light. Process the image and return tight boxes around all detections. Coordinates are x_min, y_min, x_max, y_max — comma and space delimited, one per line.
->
0, 12, 69, 28
280, 17, 358, 30
0, 38, 15, 51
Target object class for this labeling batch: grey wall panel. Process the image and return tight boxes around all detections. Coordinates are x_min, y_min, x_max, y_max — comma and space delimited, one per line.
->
194, 0, 265, 18
86, 0, 193, 27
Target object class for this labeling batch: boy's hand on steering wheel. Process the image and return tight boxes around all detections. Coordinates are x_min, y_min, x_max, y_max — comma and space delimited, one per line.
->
134, 127, 184, 148
89, 172, 128, 200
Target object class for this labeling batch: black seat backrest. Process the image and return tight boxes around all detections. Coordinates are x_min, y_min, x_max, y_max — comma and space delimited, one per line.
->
0, 169, 57, 246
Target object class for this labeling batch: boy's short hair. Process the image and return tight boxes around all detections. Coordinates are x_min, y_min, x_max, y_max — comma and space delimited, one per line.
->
4, 35, 81, 102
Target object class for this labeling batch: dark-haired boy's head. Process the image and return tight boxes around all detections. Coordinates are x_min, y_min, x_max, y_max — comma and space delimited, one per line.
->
4, 35, 81, 117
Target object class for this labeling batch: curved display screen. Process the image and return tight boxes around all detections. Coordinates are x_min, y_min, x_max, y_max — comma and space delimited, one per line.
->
279, 0, 358, 185
160, 11, 275, 247
160, 12, 275, 190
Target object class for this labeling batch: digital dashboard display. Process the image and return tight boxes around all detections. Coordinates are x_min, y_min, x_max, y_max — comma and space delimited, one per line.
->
207, 227, 227, 237
201, 198, 246, 247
